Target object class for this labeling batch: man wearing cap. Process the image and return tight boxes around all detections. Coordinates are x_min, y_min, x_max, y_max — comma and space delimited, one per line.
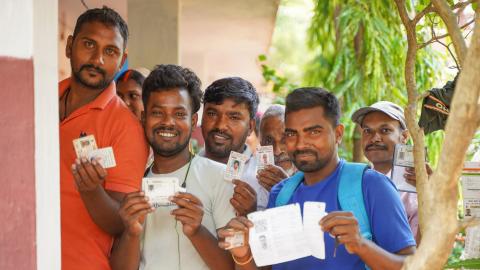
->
352, 101, 431, 243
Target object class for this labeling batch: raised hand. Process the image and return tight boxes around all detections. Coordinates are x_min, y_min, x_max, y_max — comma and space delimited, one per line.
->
118, 192, 154, 237
71, 157, 107, 192
257, 164, 289, 191
320, 211, 364, 254
231, 180, 257, 216
218, 216, 253, 258
404, 163, 433, 187
170, 192, 204, 237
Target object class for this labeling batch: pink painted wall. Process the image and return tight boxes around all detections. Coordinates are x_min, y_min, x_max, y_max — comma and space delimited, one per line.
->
0, 57, 37, 270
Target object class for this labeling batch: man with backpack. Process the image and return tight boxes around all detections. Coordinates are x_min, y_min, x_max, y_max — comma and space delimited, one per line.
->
218, 88, 416, 270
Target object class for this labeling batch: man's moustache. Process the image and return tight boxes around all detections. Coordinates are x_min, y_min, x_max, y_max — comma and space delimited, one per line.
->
209, 129, 232, 139
365, 144, 387, 151
293, 149, 317, 158
80, 64, 106, 76
275, 154, 290, 163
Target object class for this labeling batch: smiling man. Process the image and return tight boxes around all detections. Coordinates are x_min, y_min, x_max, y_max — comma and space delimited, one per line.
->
200, 77, 265, 213
218, 88, 415, 270
351, 101, 431, 243
59, 7, 148, 270
110, 64, 235, 270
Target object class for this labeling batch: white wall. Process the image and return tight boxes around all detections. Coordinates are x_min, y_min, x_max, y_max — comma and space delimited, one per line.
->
0, 0, 33, 58
34, 0, 61, 270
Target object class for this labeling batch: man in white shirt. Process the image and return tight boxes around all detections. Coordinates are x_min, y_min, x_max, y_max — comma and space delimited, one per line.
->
110, 65, 235, 270
200, 77, 268, 212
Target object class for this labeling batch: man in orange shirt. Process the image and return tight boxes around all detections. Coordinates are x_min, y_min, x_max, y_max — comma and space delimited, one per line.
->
59, 7, 148, 270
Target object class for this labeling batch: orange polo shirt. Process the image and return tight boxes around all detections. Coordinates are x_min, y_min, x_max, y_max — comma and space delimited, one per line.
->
59, 78, 148, 270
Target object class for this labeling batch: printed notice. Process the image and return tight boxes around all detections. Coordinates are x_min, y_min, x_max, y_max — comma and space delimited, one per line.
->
462, 162, 480, 217
247, 204, 311, 266
463, 225, 480, 259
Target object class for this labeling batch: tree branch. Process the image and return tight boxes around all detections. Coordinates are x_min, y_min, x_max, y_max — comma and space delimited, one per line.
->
451, 0, 475, 12
459, 217, 480, 231
395, 0, 413, 27
418, 18, 475, 49
431, 0, 468, 67
413, 3, 434, 24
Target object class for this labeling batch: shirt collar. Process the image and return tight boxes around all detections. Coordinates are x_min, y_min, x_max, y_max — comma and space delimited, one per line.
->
58, 77, 116, 110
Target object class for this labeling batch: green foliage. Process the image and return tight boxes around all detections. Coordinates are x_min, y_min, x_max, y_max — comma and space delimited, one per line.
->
259, 54, 297, 100
303, 0, 448, 161
445, 258, 480, 269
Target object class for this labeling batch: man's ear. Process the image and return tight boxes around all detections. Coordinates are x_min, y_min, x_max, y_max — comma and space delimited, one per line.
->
191, 112, 198, 129
401, 129, 410, 144
248, 117, 255, 137
141, 110, 146, 128
66, 35, 73, 59
119, 49, 128, 72
335, 124, 345, 144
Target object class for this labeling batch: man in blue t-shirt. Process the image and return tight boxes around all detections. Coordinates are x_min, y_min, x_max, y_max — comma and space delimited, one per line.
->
218, 87, 416, 270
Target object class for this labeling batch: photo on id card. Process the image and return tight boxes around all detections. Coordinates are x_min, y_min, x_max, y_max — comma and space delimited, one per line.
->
256, 145, 274, 171
224, 151, 248, 182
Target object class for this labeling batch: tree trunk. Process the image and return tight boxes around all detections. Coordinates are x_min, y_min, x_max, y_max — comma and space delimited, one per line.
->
402, 9, 480, 270
352, 125, 366, 162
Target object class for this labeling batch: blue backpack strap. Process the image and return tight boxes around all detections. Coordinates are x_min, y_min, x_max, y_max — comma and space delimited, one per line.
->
275, 171, 304, 207
338, 162, 372, 241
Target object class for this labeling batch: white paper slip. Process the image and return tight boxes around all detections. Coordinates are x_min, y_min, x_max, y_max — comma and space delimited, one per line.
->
256, 145, 275, 171
142, 177, 181, 208
224, 151, 248, 182
391, 144, 416, 193
73, 134, 98, 158
88, 147, 116, 168
303, 202, 327, 259
247, 203, 311, 267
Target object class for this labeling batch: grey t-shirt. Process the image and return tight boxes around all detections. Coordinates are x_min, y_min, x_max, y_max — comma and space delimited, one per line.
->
140, 156, 235, 270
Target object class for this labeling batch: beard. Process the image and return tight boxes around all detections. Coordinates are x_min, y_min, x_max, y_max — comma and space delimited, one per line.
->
147, 127, 191, 158
205, 128, 249, 158
71, 63, 112, 90
292, 149, 330, 173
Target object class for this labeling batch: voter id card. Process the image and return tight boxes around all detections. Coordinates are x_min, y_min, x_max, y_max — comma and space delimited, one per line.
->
256, 145, 274, 171
225, 229, 245, 250
73, 135, 98, 158
87, 147, 116, 168
142, 177, 183, 208
224, 151, 248, 182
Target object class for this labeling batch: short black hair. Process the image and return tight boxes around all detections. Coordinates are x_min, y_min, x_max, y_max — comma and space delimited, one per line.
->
203, 77, 259, 119
73, 6, 129, 49
117, 69, 145, 87
285, 87, 341, 126
143, 64, 203, 113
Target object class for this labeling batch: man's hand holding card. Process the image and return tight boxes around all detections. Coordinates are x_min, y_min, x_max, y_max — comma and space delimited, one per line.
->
72, 157, 108, 192
71, 135, 117, 192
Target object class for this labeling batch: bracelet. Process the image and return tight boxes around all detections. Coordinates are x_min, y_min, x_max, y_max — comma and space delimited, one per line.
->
232, 252, 253, 266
